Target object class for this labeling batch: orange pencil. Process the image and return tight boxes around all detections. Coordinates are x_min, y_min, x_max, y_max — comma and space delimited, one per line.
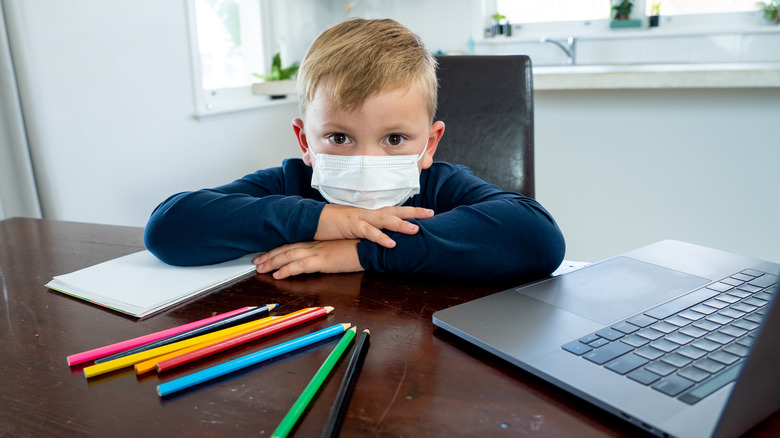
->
134, 307, 319, 374
156, 306, 333, 372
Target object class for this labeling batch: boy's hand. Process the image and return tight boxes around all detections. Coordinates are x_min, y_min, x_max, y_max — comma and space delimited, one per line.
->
253, 240, 363, 279
314, 204, 434, 248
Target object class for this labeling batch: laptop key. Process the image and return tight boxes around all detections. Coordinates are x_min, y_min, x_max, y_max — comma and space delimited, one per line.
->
691, 338, 721, 352
741, 269, 764, 277
645, 360, 677, 376
650, 339, 679, 353
612, 321, 640, 334
636, 327, 665, 341
718, 308, 745, 319
679, 325, 708, 338
627, 314, 657, 327
665, 331, 694, 345
661, 353, 693, 368
621, 334, 649, 348
732, 319, 760, 331
722, 343, 750, 357
583, 341, 632, 365
605, 352, 648, 375
650, 321, 678, 334
709, 350, 740, 366
737, 284, 762, 294
562, 341, 592, 355
596, 327, 625, 341
677, 345, 707, 360
749, 273, 778, 288
707, 282, 733, 293
579, 334, 600, 344
653, 374, 695, 397
719, 325, 748, 338
635, 345, 665, 360
677, 365, 711, 383
627, 368, 661, 385
644, 288, 719, 320
694, 358, 726, 374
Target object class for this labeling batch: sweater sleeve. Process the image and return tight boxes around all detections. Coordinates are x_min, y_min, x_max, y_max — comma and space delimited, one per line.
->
144, 160, 325, 266
357, 163, 565, 283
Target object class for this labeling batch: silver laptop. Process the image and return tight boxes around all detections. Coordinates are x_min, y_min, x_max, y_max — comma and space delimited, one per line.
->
433, 240, 779, 438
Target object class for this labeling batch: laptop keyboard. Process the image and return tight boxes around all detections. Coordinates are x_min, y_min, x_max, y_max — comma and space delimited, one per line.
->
562, 269, 778, 404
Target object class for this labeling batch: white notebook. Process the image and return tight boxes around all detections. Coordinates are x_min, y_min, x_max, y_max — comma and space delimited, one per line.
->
46, 251, 257, 317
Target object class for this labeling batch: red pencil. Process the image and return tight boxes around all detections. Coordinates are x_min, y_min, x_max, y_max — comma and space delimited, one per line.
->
155, 306, 333, 372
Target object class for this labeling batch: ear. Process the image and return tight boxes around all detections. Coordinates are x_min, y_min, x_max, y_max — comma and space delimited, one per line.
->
292, 118, 313, 166
421, 121, 445, 170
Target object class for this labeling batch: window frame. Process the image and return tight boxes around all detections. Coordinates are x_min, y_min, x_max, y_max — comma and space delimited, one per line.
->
185, 0, 296, 120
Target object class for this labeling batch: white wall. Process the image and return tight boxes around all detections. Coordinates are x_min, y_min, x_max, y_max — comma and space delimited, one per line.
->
535, 88, 780, 264
5, 0, 302, 227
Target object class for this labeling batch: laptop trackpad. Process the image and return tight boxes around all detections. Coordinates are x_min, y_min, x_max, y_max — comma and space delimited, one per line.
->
519, 257, 710, 325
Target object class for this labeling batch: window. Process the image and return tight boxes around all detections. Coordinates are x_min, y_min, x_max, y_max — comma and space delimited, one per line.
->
496, 0, 760, 24
186, 0, 285, 118
194, 0, 264, 90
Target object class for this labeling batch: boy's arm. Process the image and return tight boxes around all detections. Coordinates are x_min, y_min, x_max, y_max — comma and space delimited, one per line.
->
356, 164, 566, 283
144, 164, 325, 266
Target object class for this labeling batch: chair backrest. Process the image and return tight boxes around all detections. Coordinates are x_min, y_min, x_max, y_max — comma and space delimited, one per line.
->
433, 55, 535, 198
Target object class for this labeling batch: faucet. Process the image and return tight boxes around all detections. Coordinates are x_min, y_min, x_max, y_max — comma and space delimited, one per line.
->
540, 36, 576, 65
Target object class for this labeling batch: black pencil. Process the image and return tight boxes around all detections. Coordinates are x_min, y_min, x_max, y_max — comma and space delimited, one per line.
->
94, 303, 277, 363
321, 328, 370, 438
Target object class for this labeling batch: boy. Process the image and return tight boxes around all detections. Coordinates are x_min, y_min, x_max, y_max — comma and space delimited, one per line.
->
144, 18, 565, 283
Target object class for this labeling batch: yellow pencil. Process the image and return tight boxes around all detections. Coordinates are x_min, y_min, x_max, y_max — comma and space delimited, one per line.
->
83, 314, 276, 378
134, 308, 316, 374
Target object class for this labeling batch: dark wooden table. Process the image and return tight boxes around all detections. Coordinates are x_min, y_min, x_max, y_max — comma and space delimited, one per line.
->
1, 218, 777, 437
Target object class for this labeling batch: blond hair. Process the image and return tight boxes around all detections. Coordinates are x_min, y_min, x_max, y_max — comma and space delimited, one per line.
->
297, 18, 438, 121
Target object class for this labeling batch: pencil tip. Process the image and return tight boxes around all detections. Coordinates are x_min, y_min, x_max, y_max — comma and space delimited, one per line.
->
268, 303, 279, 309
324, 306, 334, 313
348, 326, 357, 332
342, 323, 352, 329
363, 329, 370, 334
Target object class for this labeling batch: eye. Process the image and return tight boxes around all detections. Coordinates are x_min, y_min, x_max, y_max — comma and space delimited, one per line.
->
328, 133, 350, 145
386, 134, 404, 146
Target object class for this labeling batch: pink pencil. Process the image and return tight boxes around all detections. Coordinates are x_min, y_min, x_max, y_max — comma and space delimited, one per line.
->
66, 306, 253, 366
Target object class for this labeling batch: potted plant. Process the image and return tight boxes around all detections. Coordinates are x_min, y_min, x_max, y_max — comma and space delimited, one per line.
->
758, 0, 780, 24
490, 12, 512, 37
610, 0, 641, 28
649, 2, 661, 27
251, 52, 299, 99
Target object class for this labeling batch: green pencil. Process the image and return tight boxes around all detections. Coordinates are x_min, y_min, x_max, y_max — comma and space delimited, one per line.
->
271, 326, 357, 438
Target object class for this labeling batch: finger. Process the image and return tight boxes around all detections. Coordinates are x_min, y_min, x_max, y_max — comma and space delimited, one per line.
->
272, 254, 325, 279
353, 221, 397, 248
255, 243, 313, 273
376, 206, 434, 220
361, 212, 420, 236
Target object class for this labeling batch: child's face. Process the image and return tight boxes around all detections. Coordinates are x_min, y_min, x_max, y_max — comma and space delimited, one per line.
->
293, 84, 444, 172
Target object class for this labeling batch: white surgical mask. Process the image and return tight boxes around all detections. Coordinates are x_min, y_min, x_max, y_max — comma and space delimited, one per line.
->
309, 141, 428, 210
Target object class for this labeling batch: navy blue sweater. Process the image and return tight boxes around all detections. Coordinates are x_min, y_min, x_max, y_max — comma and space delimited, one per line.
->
144, 159, 565, 283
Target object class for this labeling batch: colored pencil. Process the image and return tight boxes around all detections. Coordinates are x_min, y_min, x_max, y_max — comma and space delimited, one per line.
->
135, 307, 317, 374
83, 314, 277, 378
95, 303, 277, 363
271, 326, 357, 438
66, 306, 252, 366
154, 306, 333, 373
321, 328, 370, 438
156, 323, 351, 397
133, 315, 282, 375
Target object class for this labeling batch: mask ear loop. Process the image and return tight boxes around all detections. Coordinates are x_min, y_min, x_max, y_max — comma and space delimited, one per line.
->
416, 139, 430, 162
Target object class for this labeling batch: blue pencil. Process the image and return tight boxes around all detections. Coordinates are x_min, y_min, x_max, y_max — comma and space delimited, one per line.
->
156, 323, 351, 397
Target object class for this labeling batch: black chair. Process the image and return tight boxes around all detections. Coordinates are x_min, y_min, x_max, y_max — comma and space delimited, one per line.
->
434, 55, 535, 198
